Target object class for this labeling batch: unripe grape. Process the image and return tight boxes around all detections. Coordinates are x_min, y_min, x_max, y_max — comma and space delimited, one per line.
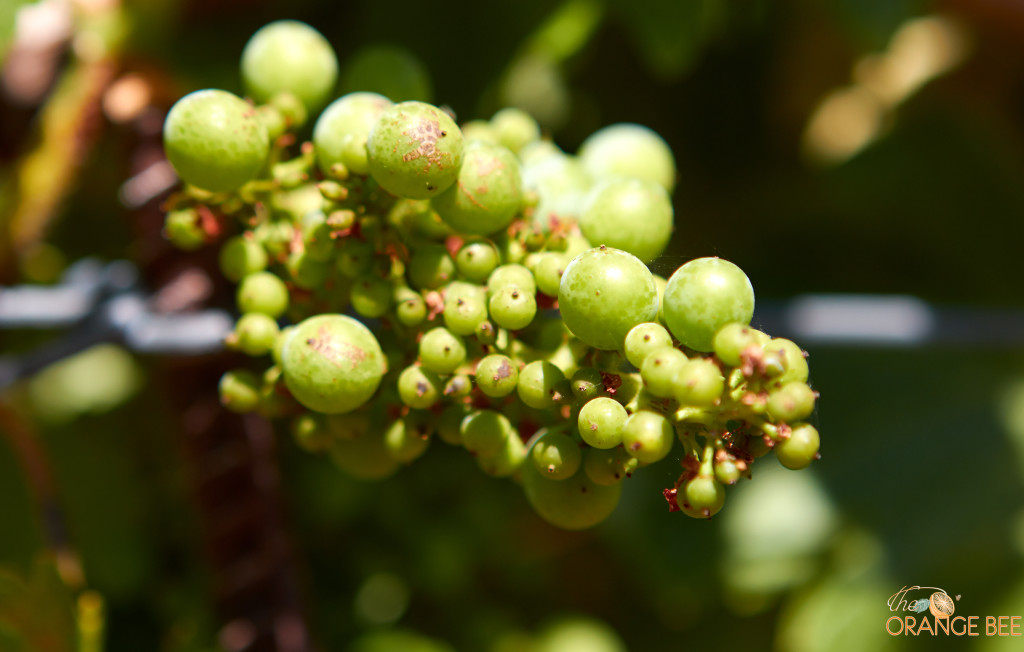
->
522, 454, 622, 530
286, 250, 329, 290
237, 271, 289, 318
769, 337, 809, 384
474, 354, 519, 397
461, 409, 512, 457
350, 274, 392, 318
583, 446, 638, 486
578, 123, 676, 192
240, 20, 338, 111
418, 327, 466, 374
571, 367, 604, 400
622, 410, 674, 463
314, 92, 392, 175
477, 432, 526, 478
491, 107, 540, 154
577, 397, 627, 449
340, 44, 432, 103
163, 209, 206, 250
663, 257, 754, 352
487, 264, 536, 296
384, 417, 431, 464
767, 382, 816, 423
530, 252, 569, 297
219, 236, 268, 282
674, 358, 725, 407
291, 413, 331, 452
163, 89, 269, 192
455, 239, 500, 282
367, 101, 464, 199
397, 365, 442, 409
488, 285, 537, 331
517, 360, 565, 410
714, 456, 742, 485
272, 326, 296, 367
775, 423, 820, 470
232, 312, 279, 356
579, 178, 673, 263
280, 314, 385, 414
460, 120, 500, 143
712, 323, 762, 367
682, 476, 725, 517
531, 429, 581, 480
639, 346, 688, 398
337, 239, 375, 278
329, 417, 399, 480
219, 369, 261, 413
558, 247, 658, 351
433, 141, 523, 235
393, 286, 426, 327
408, 244, 455, 289
437, 404, 468, 446
443, 281, 488, 335
623, 322, 673, 369
443, 374, 472, 398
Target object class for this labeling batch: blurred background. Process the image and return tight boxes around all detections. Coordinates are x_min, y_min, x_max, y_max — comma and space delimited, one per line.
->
2, 0, 1024, 650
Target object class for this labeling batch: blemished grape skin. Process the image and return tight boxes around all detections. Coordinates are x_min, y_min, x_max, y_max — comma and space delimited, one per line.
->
240, 20, 338, 111
663, 257, 755, 352
366, 101, 464, 199
280, 314, 386, 414
397, 365, 442, 409
163, 89, 269, 192
579, 178, 673, 263
578, 123, 676, 192
558, 247, 659, 351
314, 92, 393, 175
433, 141, 523, 235
522, 452, 622, 530
474, 354, 519, 398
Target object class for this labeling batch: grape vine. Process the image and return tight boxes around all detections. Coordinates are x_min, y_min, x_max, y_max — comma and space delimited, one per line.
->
161, 20, 821, 530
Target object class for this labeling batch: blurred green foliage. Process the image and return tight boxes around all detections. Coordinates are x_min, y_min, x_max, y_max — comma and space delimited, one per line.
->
2, 0, 1024, 650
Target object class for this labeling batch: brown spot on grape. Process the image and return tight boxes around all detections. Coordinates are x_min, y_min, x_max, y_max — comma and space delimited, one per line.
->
416, 381, 428, 397
308, 327, 368, 369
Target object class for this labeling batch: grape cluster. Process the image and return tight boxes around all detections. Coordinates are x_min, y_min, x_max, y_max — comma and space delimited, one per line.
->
164, 21, 821, 530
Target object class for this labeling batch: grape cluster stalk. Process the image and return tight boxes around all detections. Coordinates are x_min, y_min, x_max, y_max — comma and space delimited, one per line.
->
160, 20, 821, 530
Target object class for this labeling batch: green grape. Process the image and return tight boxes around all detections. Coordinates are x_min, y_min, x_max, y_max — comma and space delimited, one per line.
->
433, 141, 523, 235
682, 476, 725, 517
477, 432, 526, 478
517, 360, 565, 410
286, 250, 329, 290
488, 285, 537, 331
163, 89, 269, 192
571, 367, 604, 401
461, 409, 512, 457
437, 404, 468, 445
367, 101, 464, 199
474, 320, 497, 345
461, 120, 500, 143
336, 239, 375, 278
577, 397, 627, 449
272, 325, 296, 367
313, 92, 393, 175
280, 314, 385, 414
714, 455, 742, 485
397, 365, 442, 409
583, 446, 638, 486
712, 323, 763, 367
775, 423, 820, 470
579, 178, 673, 263
530, 252, 569, 297
408, 244, 455, 289
329, 417, 399, 480
767, 382, 815, 422
219, 369, 261, 413
253, 220, 294, 259
621, 410, 674, 463
558, 246, 658, 351
530, 429, 581, 480
518, 139, 562, 167
240, 20, 338, 111
663, 257, 754, 352
623, 322, 673, 369
419, 327, 466, 374
163, 209, 205, 250
491, 107, 540, 154
257, 366, 300, 420
340, 44, 432, 103
443, 374, 472, 398
674, 358, 725, 407
391, 286, 424, 327
639, 346, 688, 398
350, 274, 392, 318
487, 263, 536, 296
455, 239, 499, 282
769, 337, 809, 384
578, 123, 676, 192
384, 417, 431, 464
237, 271, 289, 318
219, 236, 267, 282
474, 354, 519, 397
266, 92, 307, 129
443, 281, 488, 335
232, 312, 279, 356
522, 153, 591, 227
493, 232, 526, 264
522, 454, 622, 530
653, 274, 667, 325
291, 413, 331, 452
299, 212, 335, 262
